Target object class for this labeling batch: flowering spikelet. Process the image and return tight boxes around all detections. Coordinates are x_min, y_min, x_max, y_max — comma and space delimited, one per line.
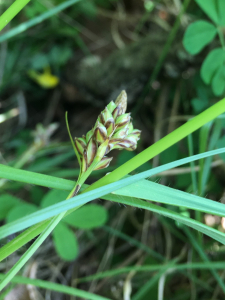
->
74, 90, 141, 173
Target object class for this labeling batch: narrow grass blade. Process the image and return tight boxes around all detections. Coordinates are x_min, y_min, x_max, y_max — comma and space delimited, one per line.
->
0, 0, 30, 31
102, 225, 164, 261
113, 178, 225, 217
76, 261, 225, 282
1, 147, 225, 193
0, 274, 110, 300
187, 134, 198, 193
0, 213, 64, 291
1, 147, 225, 240
0, 0, 81, 43
201, 118, 223, 190
198, 121, 213, 195
107, 197, 225, 245
0, 163, 74, 190
0, 220, 52, 262
132, 264, 174, 300
184, 227, 225, 293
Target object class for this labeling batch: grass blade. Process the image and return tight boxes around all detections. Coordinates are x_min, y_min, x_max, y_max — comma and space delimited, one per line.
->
0, 213, 63, 291
0, 146, 225, 193
0, 0, 81, 43
0, 274, 110, 300
76, 261, 225, 282
0, 0, 30, 31
1, 147, 225, 240
184, 227, 225, 293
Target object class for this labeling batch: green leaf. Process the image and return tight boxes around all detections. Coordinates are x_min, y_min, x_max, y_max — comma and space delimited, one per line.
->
0, 145, 225, 239
212, 65, 225, 96
195, 0, 219, 24
2, 147, 225, 263
0, 194, 21, 220
218, 0, 225, 26
183, 21, 217, 55
41, 189, 69, 208
200, 48, 225, 84
64, 204, 108, 229
86, 90, 225, 195
6, 203, 38, 224
109, 197, 225, 246
48, 46, 72, 67
0, 0, 82, 42
0, 274, 111, 300
112, 176, 225, 218
30, 186, 45, 205
191, 98, 208, 113
24, 1, 46, 19
52, 223, 78, 261
1, 146, 225, 240
217, 136, 225, 160
30, 54, 49, 70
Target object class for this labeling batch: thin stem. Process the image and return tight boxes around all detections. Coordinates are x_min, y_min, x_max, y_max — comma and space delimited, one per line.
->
0, 0, 31, 32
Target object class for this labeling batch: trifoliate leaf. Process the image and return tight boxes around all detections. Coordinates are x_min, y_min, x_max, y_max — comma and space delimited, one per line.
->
218, 0, 225, 26
183, 21, 217, 55
200, 48, 225, 84
195, 0, 219, 24
64, 204, 108, 229
53, 222, 78, 261
0, 194, 21, 220
6, 203, 38, 223
41, 189, 68, 208
212, 65, 225, 96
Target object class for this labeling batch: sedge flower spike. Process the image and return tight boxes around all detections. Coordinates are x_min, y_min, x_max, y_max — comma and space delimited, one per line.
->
74, 90, 141, 174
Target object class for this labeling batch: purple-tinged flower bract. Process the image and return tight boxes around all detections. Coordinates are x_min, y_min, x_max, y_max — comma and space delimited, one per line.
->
75, 90, 141, 172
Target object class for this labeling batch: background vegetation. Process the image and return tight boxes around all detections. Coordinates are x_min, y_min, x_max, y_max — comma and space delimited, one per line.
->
1, 0, 225, 299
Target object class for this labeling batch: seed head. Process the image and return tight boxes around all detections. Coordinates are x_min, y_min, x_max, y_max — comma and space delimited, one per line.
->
75, 137, 87, 156
115, 90, 127, 115
75, 90, 140, 173
95, 122, 107, 144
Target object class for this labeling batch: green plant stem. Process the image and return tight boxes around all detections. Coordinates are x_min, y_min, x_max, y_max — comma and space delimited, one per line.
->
0, 0, 31, 32
0, 0, 81, 43
132, 0, 191, 116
